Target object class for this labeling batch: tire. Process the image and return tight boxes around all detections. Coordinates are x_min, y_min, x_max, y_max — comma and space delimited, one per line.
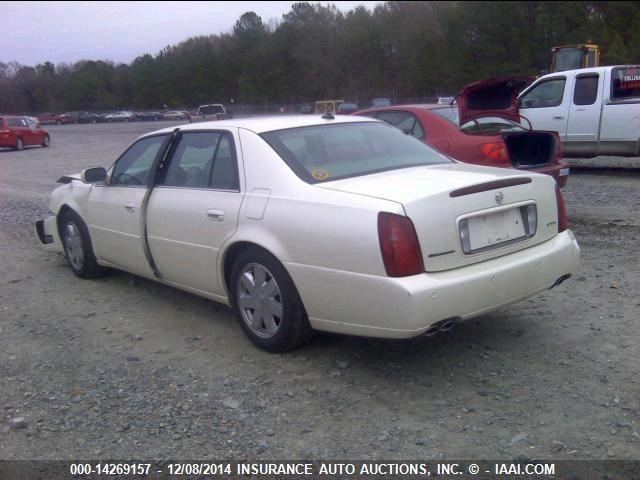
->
56, 120, 61, 125
15, 138, 24, 151
229, 247, 312, 352
60, 210, 106, 279
42, 135, 50, 148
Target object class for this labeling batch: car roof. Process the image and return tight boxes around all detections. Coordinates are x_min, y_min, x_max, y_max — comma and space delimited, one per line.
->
140, 114, 379, 137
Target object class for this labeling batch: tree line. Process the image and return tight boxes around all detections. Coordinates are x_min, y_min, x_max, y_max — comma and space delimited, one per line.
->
1, 1, 639, 114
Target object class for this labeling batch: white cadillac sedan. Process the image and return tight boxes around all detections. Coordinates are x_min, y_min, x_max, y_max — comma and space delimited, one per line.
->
36, 115, 580, 352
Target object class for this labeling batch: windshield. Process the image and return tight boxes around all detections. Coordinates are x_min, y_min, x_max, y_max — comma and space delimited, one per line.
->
261, 122, 451, 184
553, 49, 584, 72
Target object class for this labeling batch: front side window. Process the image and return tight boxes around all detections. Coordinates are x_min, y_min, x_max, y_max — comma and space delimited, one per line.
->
110, 135, 168, 186
520, 78, 566, 108
573, 75, 599, 105
161, 132, 238, 190
261, 122, 450, 184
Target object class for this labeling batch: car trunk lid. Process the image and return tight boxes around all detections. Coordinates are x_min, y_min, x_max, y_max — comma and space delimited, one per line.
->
456, 76, 534, 124
501, 130, 559, 169
319, 164, 559, 272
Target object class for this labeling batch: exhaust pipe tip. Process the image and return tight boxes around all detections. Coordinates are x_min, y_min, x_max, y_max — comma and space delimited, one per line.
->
424, 325, 440, 337
424, 318, 458, 337
439, 320, 456, 333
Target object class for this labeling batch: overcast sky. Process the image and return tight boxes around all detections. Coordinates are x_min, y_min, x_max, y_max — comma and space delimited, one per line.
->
2, 1, 381, 66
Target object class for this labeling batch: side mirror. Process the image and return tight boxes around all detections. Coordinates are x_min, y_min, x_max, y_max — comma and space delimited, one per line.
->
81, 167, 107, 184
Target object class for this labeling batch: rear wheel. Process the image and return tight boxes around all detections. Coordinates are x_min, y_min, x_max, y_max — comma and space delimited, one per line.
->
42, 135, 50, 147
15, 138, 24, 151
230, 248, 312, 352
61, 210, 106, 278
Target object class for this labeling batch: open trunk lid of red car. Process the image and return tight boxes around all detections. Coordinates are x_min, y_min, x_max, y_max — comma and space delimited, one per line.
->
456, 76, 534, 124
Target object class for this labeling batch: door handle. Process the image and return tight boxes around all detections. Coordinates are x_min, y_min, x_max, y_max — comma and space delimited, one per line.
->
552, 116, 565, 120
206, 209, 225, 221
124, 203, 136, 212
575, 108, 586, 112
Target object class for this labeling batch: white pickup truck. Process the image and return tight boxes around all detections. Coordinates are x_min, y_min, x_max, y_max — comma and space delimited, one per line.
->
457, 66, 640, 158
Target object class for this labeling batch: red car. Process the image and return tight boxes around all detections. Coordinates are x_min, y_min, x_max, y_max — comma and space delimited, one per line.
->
355, 77, 569, 187
36, 112, 67, 125
0, 116, 50, 150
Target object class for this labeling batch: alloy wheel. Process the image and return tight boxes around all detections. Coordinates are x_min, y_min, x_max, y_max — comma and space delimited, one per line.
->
236, 263, 283, 338
63, 222, 84, 271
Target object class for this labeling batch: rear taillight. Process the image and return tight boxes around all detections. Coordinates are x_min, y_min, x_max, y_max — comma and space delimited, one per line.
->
555, 184, 568, 232
479, 142, 509, 163
377, 212, 424, 277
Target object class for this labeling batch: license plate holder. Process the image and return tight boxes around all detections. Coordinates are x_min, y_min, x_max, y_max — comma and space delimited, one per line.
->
463, 207, 528, 254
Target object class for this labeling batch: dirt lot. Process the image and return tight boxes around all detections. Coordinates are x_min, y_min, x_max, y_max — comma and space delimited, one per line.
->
0, 122, 638, 463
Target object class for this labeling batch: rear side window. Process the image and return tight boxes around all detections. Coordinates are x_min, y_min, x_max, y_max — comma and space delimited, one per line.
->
430, 107, 460, 125
611, 66, 640, 100
375, 111, 425, 139
520, 78, 566, 108
161, 132, 238, 190
6, 118, 26, 127
573, 75, 599, 105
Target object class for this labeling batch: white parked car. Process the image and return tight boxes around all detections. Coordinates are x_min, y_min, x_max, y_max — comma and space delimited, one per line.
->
162, 111, 189, 120
105, 111, 135, 122
36, 116, 580, 352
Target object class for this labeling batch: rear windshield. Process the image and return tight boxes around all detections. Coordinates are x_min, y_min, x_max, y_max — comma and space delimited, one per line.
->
199, 105, 224, 114
431, 107, 525, 134
611, 66, 640, 101
261, 122, 451, 184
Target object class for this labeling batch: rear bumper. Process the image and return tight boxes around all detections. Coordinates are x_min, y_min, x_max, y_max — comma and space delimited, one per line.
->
35, 215, 63, 253
288, 230, 580, 338
520, 162, 569, 188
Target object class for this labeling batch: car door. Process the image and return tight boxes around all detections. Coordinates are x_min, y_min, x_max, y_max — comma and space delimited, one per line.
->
87, 134, 170, 278
17, 118, 36, 145
565, 72, 602, 153
518, 76, 571, 140
146, 130, 243, 295
25, 118, 44, 144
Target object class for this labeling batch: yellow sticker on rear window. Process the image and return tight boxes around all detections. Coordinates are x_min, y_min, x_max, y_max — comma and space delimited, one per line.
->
311, 169, 329, 181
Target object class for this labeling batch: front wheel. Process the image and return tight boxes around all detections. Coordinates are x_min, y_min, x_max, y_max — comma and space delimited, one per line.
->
15, 137, 24, 151
42, 135, 50, 147
61, 211, 106, 278
230, 248, 312, 352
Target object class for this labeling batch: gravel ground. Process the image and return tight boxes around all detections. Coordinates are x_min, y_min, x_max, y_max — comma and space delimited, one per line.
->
0, 123, 639, 462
